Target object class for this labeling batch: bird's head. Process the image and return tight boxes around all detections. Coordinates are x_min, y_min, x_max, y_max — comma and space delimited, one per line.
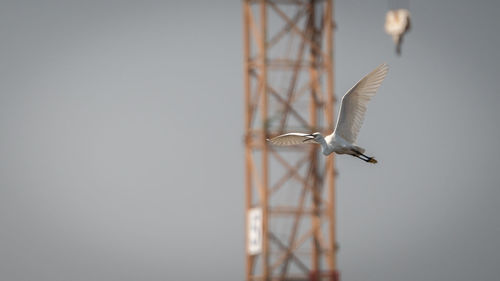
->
303, 132, 323, 143
311, 132, 323, 140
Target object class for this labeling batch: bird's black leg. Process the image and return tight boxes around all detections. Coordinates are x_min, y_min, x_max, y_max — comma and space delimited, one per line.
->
352, 154, 369, 162
359, 153, 372, 161
352, 151, 377, 163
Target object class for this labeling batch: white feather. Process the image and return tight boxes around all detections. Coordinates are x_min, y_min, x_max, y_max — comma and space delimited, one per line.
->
267, 133, 316, 146
333, 63, 388, 143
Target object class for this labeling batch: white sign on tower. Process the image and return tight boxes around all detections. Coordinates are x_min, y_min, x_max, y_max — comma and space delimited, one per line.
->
247, 207, 262, 255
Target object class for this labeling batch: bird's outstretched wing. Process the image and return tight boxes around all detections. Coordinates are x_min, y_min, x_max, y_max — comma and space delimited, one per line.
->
267, 133, 316, 146
333, 63, 389, 143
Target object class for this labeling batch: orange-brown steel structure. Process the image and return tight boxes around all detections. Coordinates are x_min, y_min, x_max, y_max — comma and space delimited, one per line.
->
243, 1, 338, 280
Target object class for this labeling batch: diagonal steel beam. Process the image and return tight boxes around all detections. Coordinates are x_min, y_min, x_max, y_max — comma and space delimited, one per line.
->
267, 84, 310, 129
269, 148, 330, 209
270, 219, 327, 272
269, 149, 308, 186
268, 232, 309, 274
270, 154, 309, 194
268, 1, 329, 62
249, 70, 310, 129
268, 4, 309, 48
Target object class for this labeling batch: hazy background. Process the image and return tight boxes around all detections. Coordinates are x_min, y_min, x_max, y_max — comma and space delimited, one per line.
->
1, 0, 499, 280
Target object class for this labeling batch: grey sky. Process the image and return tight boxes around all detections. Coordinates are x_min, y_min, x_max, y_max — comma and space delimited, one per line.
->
0, 1, 499, 281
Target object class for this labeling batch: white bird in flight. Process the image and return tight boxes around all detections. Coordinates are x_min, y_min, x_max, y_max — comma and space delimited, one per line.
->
267, 63, 389, 164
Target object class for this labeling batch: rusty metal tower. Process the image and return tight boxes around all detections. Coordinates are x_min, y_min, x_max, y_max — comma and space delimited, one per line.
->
243, 0, 338, 280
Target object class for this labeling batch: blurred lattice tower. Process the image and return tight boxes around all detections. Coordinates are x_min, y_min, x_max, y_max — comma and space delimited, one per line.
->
243, 0, 338, 280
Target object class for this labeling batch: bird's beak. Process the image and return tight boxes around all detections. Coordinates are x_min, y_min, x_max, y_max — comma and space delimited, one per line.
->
303, 134, 315, 142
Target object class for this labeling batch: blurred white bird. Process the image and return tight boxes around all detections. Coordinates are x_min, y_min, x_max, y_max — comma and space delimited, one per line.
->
385, 9, 411, 55
267, 63, 389, 164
